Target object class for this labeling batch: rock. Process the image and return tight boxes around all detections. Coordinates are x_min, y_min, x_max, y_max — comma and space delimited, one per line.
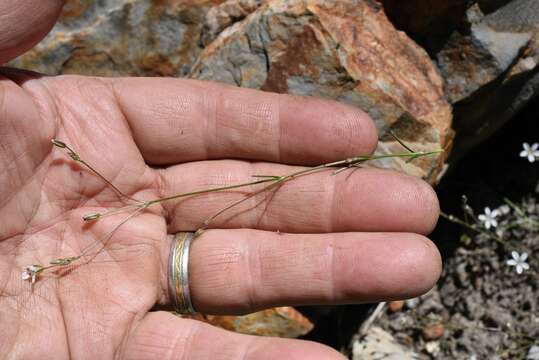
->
436, 0, 539, 156
351, 326, 417, 360
11, 0, 265, 77
11, 0, 453, 183
190, 0, 453, 183
404, 297, 420, 309
438, 3, 535, 104
425, 341, 441, 356
422, 322, 445, 340
10, 0, 224, 77
202, 307, 314, 338
201, 0, 265, 46
388, 300, 404, 313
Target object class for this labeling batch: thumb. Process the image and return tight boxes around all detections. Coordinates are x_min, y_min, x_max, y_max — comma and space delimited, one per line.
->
0, 0, 64, 64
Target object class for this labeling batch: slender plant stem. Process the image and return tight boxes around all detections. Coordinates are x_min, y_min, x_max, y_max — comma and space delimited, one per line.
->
145, 150, 444, 207
41, 205, 147, 273
145, 178, 278, 206
32, 139, 443, 280
52, 139, 143, 204
440, 211, 508, 247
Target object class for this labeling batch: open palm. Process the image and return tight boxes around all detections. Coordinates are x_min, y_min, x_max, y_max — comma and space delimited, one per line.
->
0, 2, 442, 359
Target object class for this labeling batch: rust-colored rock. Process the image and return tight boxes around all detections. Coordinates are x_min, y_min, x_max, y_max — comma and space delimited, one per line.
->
11, 0, 226, 77
10, 0, 453, 182
202, 307, 314, 338
190, 0, 453, 183
10, 0, 267, 77
422, 322, 445, 340
202, 0, 265, 46
388, 300, 405, 313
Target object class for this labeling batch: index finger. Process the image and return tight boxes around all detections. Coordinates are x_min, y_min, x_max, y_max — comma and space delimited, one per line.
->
111, 78, 378, 165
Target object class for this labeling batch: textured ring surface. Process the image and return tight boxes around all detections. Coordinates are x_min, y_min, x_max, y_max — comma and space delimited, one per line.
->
168, 232, 196, 314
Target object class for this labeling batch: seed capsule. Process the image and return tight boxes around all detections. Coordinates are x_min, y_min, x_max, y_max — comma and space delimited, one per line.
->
51, 139, 67, 148
83, 212, 101, 221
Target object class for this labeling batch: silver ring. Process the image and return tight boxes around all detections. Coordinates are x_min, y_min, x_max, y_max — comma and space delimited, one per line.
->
168, 232, 197, 314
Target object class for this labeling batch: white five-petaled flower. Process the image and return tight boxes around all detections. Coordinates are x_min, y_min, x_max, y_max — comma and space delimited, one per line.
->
21, 265, 42, 284
478, 207, 499, 229
506, 251, 530, 274
520, 142, 539, 163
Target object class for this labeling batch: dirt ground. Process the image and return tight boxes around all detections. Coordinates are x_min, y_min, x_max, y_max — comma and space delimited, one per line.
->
375, 194, 538, 359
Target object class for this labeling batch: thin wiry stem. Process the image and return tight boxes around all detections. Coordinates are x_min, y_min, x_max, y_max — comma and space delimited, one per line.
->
144, 177, 278, 206
26, 138, 443, 282
146, 150, 443, 206
52, 139, 143, 204
41, 205, 147, 273
79, 205, 147, 258
439, 211, 509, 247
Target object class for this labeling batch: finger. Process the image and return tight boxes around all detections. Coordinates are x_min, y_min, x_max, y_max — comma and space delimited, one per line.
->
123, 312, 346, 360
158, 161, 439, 235
0, 0, 64, 64
111, 78, 378, 165
158, 230, 441, 315
0, 74, 54, 240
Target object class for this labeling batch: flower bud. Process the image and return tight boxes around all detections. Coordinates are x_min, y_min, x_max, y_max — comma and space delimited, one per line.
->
83, 212, 101, 221
51, 139, 67, 148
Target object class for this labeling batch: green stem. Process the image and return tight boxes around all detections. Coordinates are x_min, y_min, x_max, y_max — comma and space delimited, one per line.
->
145, 150, 443, 207
148, 150, 443, 229
145, 177, 278, 206
35, 142, 443, 280
56, 140, 143, 204
440, 211, 509, 247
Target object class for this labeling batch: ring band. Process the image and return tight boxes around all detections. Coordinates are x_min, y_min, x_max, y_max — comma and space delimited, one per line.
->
168, 232, 197, 314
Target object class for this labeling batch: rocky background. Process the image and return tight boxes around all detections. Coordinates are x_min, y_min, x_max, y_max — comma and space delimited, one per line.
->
10, 0, 539, 179
9, 0, 539, 353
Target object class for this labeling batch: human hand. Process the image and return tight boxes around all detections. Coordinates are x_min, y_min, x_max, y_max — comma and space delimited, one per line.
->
0, 1, 442, 359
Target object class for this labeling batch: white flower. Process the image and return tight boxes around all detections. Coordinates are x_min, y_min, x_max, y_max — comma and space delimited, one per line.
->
528, 345, 539, 360
425, 341, 440, 356
478, 207, 499, 229
520, 142, 539, 163
21, 265, 42, 284
506, 251, 530, 274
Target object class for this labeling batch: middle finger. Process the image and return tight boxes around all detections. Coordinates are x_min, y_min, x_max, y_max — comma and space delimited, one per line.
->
157, 160, 439, 234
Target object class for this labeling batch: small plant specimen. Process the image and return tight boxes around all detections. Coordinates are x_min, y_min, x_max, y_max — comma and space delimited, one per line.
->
21, 135, 443, 284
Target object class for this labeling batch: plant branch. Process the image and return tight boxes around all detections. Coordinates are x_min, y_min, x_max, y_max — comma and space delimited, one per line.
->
440, 211, 508, 247
52, 139, 143, 204
25, 139, 443, 282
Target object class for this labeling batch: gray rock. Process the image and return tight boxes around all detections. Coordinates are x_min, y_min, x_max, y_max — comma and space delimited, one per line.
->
351, 326, 417, 360
190, 0, 453, 183
9, 0, 217, 77
11, 0, 453, 183
436, 0, 539, 157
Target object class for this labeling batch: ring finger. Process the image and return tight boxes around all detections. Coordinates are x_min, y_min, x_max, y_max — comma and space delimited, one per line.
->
158, 229, 442, 315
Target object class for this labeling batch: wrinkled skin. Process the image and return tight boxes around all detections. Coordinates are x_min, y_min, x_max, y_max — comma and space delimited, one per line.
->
0, 2, 442, 359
